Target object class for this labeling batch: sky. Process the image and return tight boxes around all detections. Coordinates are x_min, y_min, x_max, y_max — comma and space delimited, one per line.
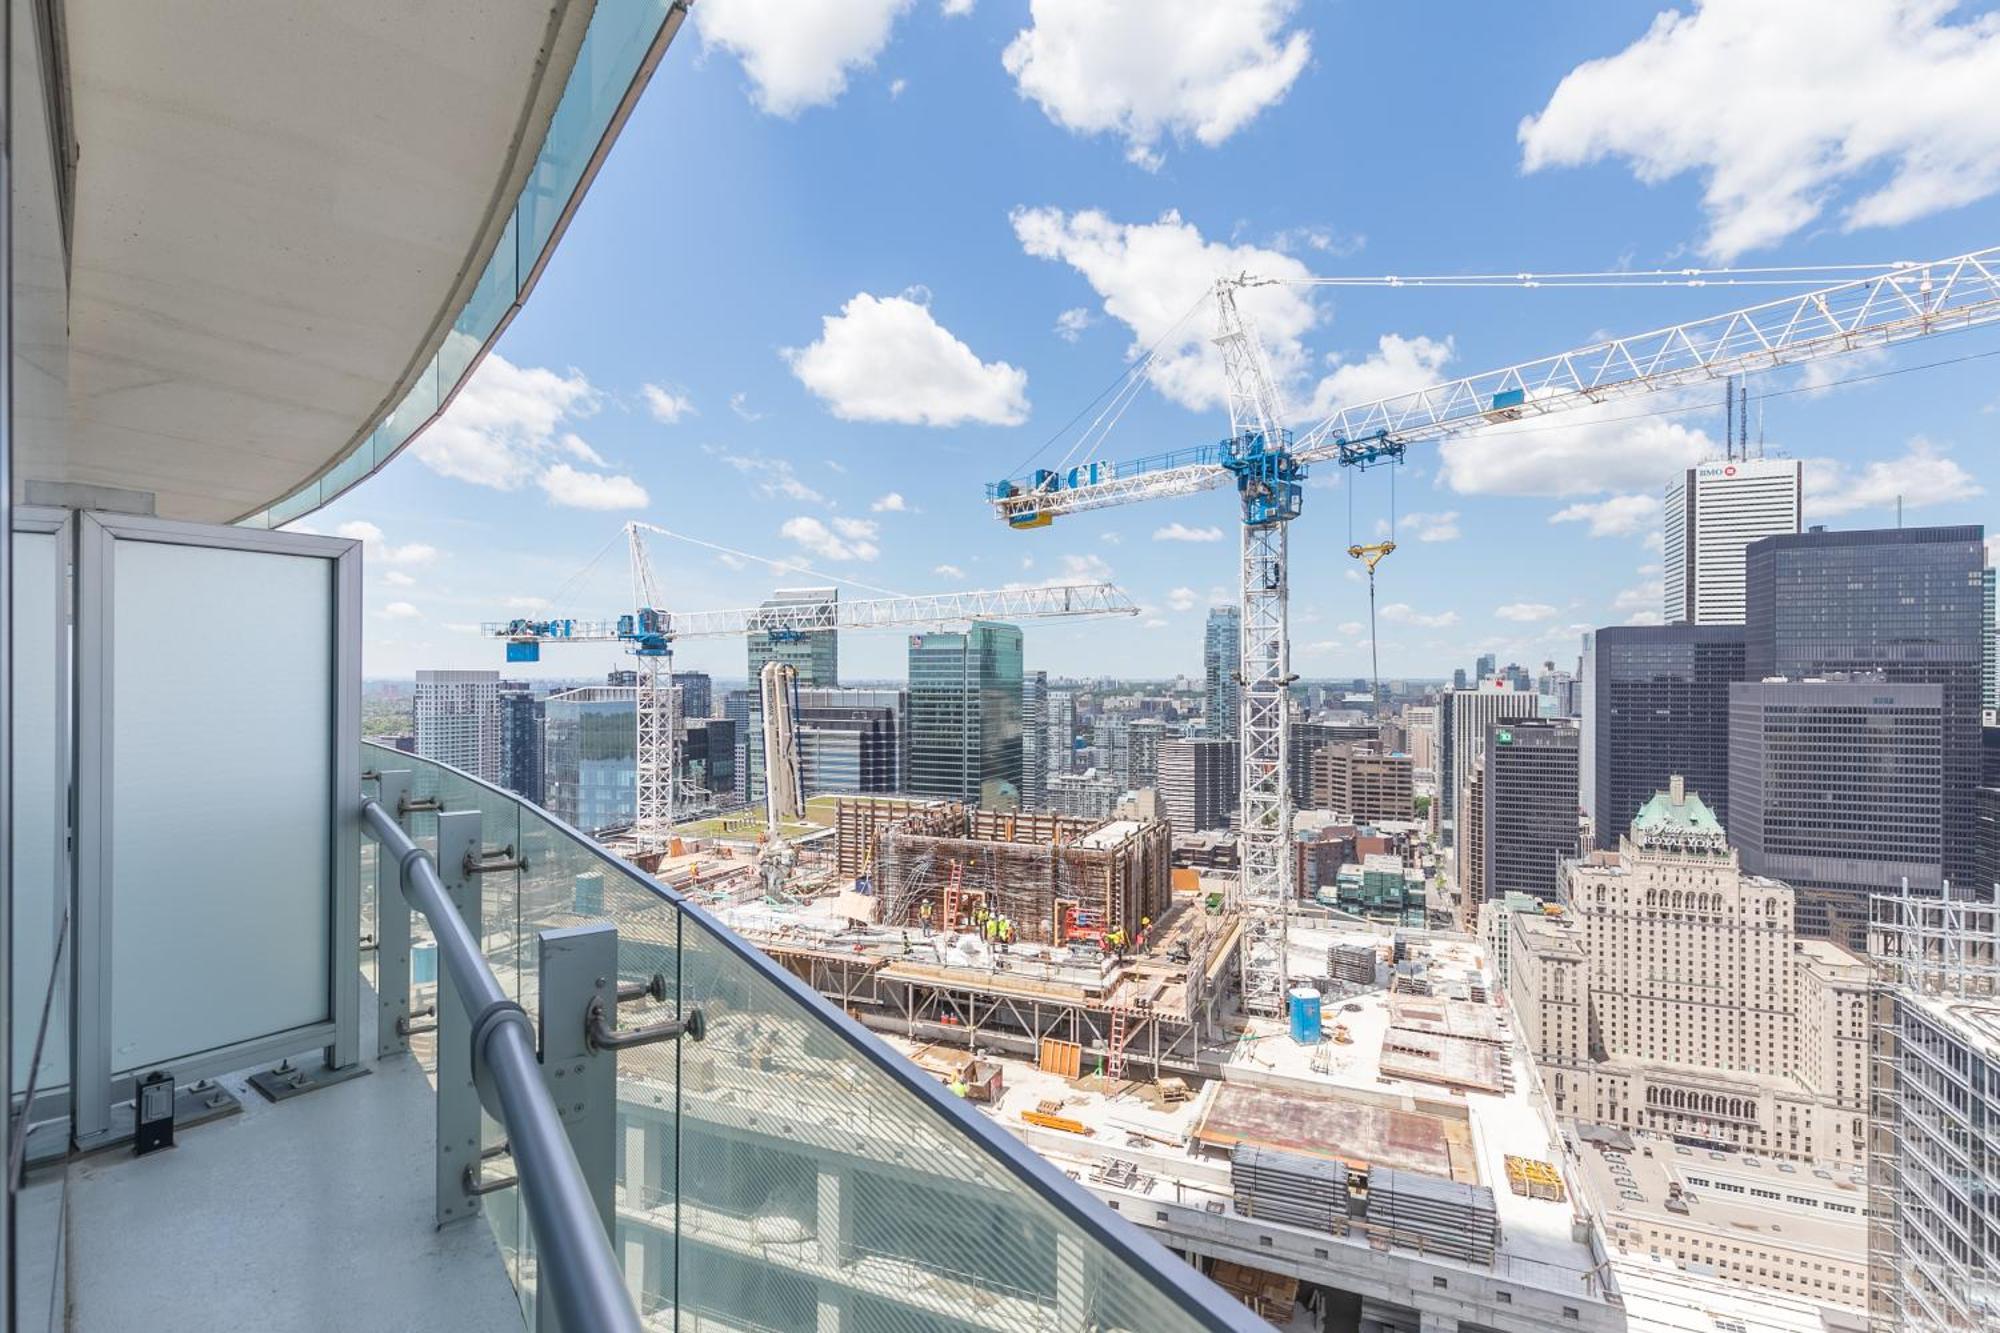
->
311, 0, 2000, 686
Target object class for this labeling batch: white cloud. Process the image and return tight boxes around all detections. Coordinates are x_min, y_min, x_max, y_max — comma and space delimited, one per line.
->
1612, 578, 1665, 619
1439, 396, 1714, 497
871, 491, 911, 512
729, 392, 763, 422
1011, 207, 1318, 412
1306, 334, 1455, 419
1520, 0, 2000, 258
1008, 551, 1116, 590
382, 570, 416, 588
1337, 621, 1365, 637
381, 601, 421, 621
1272, 225, 1365, 258
335, 521, 438, 566
1549, 493, 1658, 538
559, 433, 606, 466
1054, 307, 1095, 342
642, 384, 695, 424
784, 292, 1030, 426
888, 77, 908, 99
1399, 510, 1460, 543
1168, 585, 1199, 611
1380, 603, 1459, 629
706, 447, 827, 505
1154, 522, 1225, 543
413, 352, 599, 489
1805, 437, 1983, 519
942, 0, 973, 14
781, 515, 880, 562
538, 463, 650, 510
1496, 602, 1558, 623
932, 563, 966, 580
696, 0, 913, 116
1001, 0, 1311, 168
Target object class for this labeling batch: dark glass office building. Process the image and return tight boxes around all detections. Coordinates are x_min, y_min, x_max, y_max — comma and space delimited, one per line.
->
1744, 525, 1985, 893
1728, 677, 1944, 944
498, 685, 545, 806
1582, 624, 1744, 850
908, 622, 1023, 808
1479, 719, 1580, 905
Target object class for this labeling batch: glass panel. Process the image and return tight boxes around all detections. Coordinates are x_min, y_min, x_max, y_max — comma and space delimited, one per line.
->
438, 215, 518, 389
267, 482, 320, 527
376, 359, 440, 457
111, 540, 333, 1070
12, 528, 67, 1097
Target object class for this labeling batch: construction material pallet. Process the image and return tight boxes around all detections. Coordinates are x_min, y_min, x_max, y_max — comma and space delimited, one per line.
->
1230, 1144, 1352, 1235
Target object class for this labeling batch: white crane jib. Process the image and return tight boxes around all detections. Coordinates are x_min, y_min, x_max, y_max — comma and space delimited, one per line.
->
487, 527, 1140, 852
985, 244, 2000, 1016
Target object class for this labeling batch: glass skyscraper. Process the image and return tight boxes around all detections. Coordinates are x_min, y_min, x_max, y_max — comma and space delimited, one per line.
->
543, 686, 639, 834
1582, 624, 1744, 849
1479, 718, 1581, 904
1203, 605, 1240, 739
1020, 670, 1048, 808
907, 622, 1023, 808
1744, 525, 1985, 894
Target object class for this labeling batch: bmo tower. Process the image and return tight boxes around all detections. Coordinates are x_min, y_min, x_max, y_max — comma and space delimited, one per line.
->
1663, 457, 1802, 624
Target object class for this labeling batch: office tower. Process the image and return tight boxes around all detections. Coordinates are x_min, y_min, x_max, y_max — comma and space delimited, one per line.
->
1438, 686, 1539, 843
543, 686, 638, 834
681, 718, 735, 804
794, 687, 906, 796
1090, 715, 1130, 787
1046, 686, 1077, 780
1582, 624, 1745, 850
1458, 756, 1489, 913
1291, 720, 1380, 808
1203, 606, 1240, 739
1479, 719, 1579, 905
1512, 777, 1869, 1167
1312, 744, 1415, 822
1503, 663, 1531, 693
414, 669, 502, 781
1047, 770, 1122, 820
1745, 525, 1984, 893
1729, 676, 1945, 944
1663, 456, 1802, 623
722, 689, 753, 803
1451, 667, 1468, 691
1475, 653, 1496, 683
497, 683, 545, 805
672, 670, 712, 722
1127, 717, 1166, 789
1402, 704, 1438, 778
1159, 738, 1238, 832
1985, 564, 1997, 714
907, 622, 1023, 808
1020, 671, 1047, 809
1975, 785, 1999, 890
746, 587, 839, 801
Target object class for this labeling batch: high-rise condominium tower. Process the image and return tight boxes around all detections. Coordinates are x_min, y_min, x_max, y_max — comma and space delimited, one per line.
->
1663, 457, 1801, 624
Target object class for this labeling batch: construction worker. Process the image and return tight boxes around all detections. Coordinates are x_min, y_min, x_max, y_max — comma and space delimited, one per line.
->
920, 900, 933, 938
1140, 914, 1152, 945
901, 929, 912, 955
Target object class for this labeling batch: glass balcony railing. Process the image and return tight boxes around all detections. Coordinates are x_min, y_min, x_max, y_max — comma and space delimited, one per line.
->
362, 740, 1262, 1332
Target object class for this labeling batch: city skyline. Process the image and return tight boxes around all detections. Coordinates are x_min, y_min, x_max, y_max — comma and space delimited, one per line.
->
289, 3, 2000, 684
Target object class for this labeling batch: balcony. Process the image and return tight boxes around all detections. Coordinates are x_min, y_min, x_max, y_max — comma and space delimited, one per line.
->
11, 713, 1259, 1329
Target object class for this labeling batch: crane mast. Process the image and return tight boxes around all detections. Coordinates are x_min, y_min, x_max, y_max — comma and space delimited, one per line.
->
987, 242, 2000, 1022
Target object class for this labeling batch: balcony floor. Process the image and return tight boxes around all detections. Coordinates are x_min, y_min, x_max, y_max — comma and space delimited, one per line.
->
68, 1019, 523, 1331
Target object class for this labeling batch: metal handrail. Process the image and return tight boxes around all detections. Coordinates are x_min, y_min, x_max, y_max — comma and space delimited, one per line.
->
361, 798, 641, 1333
360, 741, 1265, 1332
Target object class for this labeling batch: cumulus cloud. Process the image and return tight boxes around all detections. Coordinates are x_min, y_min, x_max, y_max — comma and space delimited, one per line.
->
1337, 621, 1366, 637
381, 601, 421, 621
1002, 0, 1311, 169
696, 0, 912, 116
1612, 578, 1665, 621
538, 463, 649, 510
1439, 397, 1714, 497
1496, 602, 1558, 623
642, 384, 695, 424
871, 491, 911, 512
729, 392, 763, 422
942, 0, 973, 14
413, 352, 600, 489
1549, 493, 1658, 538
1380, 603, 1459, 629
785, 292, 1029, 426
335, 521, 438, 567
781, 515, 880, 562
1054, 307, 1095, 342
932, 563, 966, 580
382, 570, 416, 588
1398, 510, 1460, 543
1154, 522, 1225, 543
1805, 437, 1983, 519
1305, 334, 1455, 419
1012, 207, 1317, 412
1520, 0, 2000, 258
1168, 586, 1200, 611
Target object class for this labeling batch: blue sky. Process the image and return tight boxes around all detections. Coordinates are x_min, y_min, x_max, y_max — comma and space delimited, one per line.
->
316, 0, 2000, 685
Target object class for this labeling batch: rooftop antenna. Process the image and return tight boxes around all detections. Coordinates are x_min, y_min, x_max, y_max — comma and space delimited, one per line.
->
1724, 375, 1736, 462
1737, 381, 1748, 458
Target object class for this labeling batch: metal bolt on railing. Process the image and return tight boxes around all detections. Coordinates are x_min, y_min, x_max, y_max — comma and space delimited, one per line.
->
586, 987, 705, 1051
464, 844, 530, 875
398, 795, 444, 816
395, 1003, 438, 1038
616, 974, 669, 1004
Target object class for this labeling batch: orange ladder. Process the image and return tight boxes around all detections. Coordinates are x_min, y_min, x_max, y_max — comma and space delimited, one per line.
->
1107, 1009, 1130, 1083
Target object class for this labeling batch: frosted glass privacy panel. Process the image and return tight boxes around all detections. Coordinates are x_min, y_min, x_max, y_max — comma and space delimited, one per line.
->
110, 541, 333, 1071
12, 527, 66, 1093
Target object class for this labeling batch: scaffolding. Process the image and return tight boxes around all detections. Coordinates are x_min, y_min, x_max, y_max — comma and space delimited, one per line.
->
1866, 886, 2000, 1333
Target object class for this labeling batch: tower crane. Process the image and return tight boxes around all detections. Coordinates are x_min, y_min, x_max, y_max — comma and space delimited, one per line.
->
485, 521, 1140, 852
987, 245, 2000, 1015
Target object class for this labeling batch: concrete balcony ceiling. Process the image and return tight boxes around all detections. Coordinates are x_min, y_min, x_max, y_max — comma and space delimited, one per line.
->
38, 1, 593, 523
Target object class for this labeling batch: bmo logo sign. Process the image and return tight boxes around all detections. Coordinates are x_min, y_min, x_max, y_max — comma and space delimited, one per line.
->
1698, 463, 1741, 479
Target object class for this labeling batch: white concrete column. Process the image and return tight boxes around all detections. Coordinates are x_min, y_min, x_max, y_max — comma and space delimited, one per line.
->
816, 1165, 849, 1266
1055, 1232, 1089, 1331
623, 1114, 665, 1210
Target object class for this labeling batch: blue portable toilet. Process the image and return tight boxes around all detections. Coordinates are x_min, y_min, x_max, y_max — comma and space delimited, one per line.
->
412, 941, 438, 986
1288, 986, 1323, 1045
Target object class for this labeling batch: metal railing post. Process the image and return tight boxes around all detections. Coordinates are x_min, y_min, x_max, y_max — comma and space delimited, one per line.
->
435, 809, 486, 1228
537, 924, 622, 1332
374, 770, 414, 1059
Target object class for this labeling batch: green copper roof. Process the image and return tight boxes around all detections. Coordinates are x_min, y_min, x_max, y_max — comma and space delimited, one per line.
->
1632, 780, 1724, 838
